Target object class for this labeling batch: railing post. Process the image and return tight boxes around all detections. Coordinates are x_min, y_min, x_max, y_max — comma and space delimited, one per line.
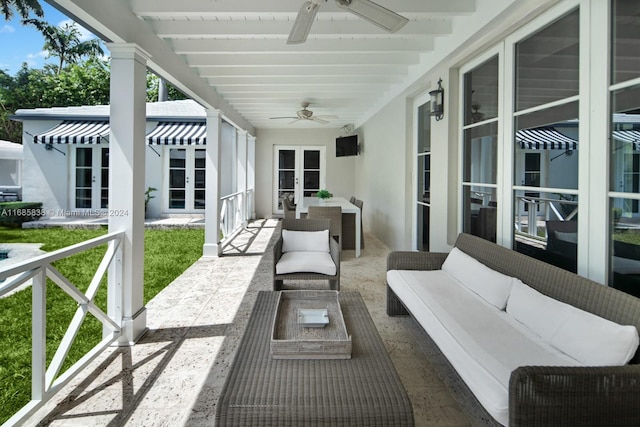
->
107, 239, 123, 339
204, 109, 223, 257
32, 267, 47, 400
248, 135, 256, 220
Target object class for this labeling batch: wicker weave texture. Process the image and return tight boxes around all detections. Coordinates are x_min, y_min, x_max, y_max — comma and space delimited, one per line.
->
216, 291, 414, 426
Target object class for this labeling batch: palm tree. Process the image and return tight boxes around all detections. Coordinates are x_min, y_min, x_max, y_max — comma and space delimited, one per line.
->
1, 0, 42, 20
23, 19, 104, 74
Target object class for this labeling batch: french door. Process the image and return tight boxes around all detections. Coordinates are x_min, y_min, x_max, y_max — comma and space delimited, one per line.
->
72, 146, 108, 210
273, 146, 325, 214
165, 147, 206, 212
414, 93, 431, 251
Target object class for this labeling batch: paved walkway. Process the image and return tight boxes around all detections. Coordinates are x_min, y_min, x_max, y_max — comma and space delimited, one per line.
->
22, 219, 485, 427
22, 215, 205, 229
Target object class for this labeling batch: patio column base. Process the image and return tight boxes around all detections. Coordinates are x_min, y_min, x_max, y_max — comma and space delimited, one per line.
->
116, 307, 148, 346
203, 242, 221, 257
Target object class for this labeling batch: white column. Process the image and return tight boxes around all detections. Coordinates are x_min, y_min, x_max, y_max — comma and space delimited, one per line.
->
237, 130, 248, 227
247, 135, 256, 219
203, 109, 222, 257
107, 43, 149, 345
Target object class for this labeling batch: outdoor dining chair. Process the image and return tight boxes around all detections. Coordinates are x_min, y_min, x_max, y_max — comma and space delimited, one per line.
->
308, 205, 342, 249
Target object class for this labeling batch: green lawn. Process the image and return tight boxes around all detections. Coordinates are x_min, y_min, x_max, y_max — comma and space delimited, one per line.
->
0, 226, 204, 424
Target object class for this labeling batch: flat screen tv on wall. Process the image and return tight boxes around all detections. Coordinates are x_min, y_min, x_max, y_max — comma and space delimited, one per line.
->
336, 134, 359, 157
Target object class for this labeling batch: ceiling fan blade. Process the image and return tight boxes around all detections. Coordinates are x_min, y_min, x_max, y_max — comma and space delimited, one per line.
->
289, 119, 303, 124
270, 116, 299, 120
315, 115, 339, 119
334, 0, 408, 33
288, 1, 320, 44
311, 117, 329, 124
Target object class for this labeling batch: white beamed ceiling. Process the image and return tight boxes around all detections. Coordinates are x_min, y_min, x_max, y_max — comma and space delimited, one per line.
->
53, 0, 486, 130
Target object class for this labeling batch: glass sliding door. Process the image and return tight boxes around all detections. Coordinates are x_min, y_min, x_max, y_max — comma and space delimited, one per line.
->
273, 146, 326, 215
167, 147, 206, 212
73, 146, 109, 210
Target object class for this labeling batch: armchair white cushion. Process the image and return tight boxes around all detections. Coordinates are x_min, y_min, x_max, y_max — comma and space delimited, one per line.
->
275, 251, 337, 276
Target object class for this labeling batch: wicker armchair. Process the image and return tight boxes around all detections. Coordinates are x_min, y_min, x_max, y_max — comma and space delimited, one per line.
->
308, 205, 342, 249
354, 199, 364, 249
273, 219, 340, 291
282, 197, 296, 219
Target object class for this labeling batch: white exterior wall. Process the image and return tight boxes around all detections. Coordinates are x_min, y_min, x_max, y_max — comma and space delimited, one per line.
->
21, 121, 70, 212
254, 128, 355, 218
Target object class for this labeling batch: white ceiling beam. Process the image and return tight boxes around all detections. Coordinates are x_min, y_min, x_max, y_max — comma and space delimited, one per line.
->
206, 75, 403, 85
196, 65, 408, 77
185, 52, 419, 67
216, 83, 391, 93
132, 0, 476, 16
171, 38, 434, 53
224, 92, 381, 100
151, 19, 452, 38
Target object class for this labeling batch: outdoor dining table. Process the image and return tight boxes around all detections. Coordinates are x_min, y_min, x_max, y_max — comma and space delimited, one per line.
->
296, 196, 361, 258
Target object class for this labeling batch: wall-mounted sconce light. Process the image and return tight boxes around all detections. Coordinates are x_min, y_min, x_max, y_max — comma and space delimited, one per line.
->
429, 78, 444, 121
45, 142, 65, 156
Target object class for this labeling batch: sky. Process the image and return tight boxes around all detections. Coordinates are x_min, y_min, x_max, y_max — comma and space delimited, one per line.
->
0, 2, 101, 75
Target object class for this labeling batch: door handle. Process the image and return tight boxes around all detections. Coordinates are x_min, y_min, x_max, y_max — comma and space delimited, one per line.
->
186, 176, 190, 184
295, 177, 299, 185
92, 176, 96, 183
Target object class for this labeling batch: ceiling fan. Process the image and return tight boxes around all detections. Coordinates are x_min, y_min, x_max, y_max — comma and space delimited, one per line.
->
288, 0, 408, 44
270, 103, 338, 124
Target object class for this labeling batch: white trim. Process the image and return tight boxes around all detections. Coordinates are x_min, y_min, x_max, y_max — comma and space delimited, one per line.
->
412, 89, 433, 250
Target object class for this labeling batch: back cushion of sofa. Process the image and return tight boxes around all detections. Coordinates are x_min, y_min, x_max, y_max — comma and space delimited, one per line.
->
282, 229, 330, 253
508, 280, 640, 366
442, 247, 515, 310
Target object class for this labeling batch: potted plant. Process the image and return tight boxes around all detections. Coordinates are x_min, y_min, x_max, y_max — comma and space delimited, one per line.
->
316, 189, 333, 202
145, 187, 157, 217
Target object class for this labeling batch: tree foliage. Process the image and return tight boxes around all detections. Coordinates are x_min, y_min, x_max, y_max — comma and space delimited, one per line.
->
0, 59, 111, 141
22, 19, 104, 74
1, 0, 42, 20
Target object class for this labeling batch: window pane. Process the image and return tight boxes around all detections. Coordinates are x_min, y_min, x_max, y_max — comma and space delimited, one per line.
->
303, 171, 320, 190
513, 189, 578, 273
417, 204, 430, 251
417, 155, 430, 202
610, 197, 640, 298
610, 85, 640, 193
169, 190, 186, 209
417, 102, 431, 152
76, 147, 92, 167
464, 56, 499, 125
75, 189, 92, 209
515, 9, 579, 111
169, 149, 186, 168
304, 150, 320, 169
278, 171, 295, 190
170, 170, 185, 188
76, 168, 92, 187
194, 190, 205, 209
612, 0, 640, 85
279, 150, 295, 169
514, 102, 579, 190
463, 186, 497, 243
194, 149, 205, 169
463, 122, 497, 184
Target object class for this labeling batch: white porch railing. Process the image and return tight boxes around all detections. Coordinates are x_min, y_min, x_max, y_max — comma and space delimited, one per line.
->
220, 191, 245, 240
515, 195, 578, 239
0, 231, 124, 427
246, 188, 254, 220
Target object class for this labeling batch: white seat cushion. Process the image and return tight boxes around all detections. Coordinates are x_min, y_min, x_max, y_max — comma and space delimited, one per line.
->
282, 229, 330, 253
276, 251, 336, 276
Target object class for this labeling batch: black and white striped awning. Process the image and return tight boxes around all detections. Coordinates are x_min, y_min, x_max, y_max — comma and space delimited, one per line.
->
34, 121, 109, 144
612, 129, 640, 150
516, 128, 578, 150
146, 122, 206, 145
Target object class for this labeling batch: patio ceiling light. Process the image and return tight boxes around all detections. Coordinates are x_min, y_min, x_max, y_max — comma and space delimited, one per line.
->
429, 78, 445, 121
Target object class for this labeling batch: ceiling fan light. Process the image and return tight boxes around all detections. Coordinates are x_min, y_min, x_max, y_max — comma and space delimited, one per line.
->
288, 1, 320, 44
335, 0, 408, 33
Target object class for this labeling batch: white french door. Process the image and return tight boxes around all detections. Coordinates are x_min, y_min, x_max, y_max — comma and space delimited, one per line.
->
164, 147, 206, 212
71, 146, 109, 210
273, 145, 325, 214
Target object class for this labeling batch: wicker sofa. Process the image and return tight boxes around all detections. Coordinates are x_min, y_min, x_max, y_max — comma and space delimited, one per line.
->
387, 233, 640, 426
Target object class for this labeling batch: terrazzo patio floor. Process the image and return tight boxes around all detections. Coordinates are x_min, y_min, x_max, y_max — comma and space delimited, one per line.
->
23, 219, 491, 427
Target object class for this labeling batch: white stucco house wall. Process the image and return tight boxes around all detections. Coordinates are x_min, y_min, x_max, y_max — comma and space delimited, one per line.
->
12, 100, 245, 218
0, 139, 23, 201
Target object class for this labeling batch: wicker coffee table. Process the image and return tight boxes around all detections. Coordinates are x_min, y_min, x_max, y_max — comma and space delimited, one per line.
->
215, 291, 414, 426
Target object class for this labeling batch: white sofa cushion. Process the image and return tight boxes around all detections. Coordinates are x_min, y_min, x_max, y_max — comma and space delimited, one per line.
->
387, 269, 581, 426
282, 229, 329, 253
507, 280, 640, 366
276, 251, 336, 276
441, 247, 515, 309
